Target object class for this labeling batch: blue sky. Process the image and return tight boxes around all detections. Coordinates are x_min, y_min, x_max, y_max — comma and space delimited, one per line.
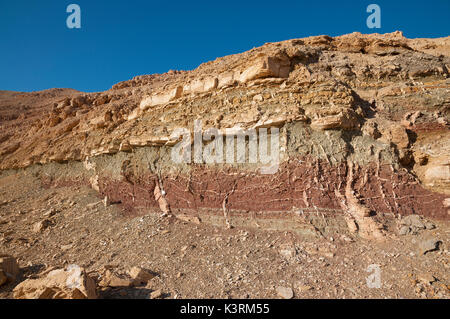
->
0, 0, 449, 92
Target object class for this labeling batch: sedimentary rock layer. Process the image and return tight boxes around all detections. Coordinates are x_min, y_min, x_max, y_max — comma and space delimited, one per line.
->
1, 32, 449, 237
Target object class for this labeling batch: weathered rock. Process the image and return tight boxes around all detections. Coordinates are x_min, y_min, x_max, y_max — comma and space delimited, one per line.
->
128, 267, 155, 285
296, 285, 313, 293
13, 264, 97, 299
239, 56, 290, 83
184, 77, 218, 94
279, 244, 296, 259
99, 269, 133, 288
276, 286, 294, 299
32, 219, 51, 233
149, 289, 162, 299
418, 238, 440, 255
176, 214, 201, 224
0, 254, 20, 286
308, 107, 359, 130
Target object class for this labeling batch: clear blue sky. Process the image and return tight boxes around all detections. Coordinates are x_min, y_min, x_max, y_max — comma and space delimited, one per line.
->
1, 0, 449, 92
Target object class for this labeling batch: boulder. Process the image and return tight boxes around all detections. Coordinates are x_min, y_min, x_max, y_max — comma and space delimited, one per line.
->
13, 264, 97, 299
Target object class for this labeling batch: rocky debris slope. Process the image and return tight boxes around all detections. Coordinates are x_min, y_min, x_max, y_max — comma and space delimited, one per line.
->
0, 31, 449, 240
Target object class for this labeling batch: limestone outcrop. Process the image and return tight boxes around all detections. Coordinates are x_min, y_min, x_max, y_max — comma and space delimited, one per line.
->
0, 32, 449, 240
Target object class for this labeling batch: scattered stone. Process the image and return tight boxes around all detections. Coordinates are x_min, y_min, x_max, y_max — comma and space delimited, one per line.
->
398, 214, 435, 235
276, 286, 294, 299
60, 244, 74, 251
103, 196, 110, 207
32, 219, 51, 233
297, 285, 313, 293
419, 238, 440, 255
99, 269, 133, 288
176, 214, 201, 224
417, 273, 436, 284
279, 244, 296, 259
43, 208, 57, 217
128, 267, 155, 285
322, 252, 335, 258
424, 222, 435, 230
149, 289, 162, 299
13, 264, 97, 299
399, 225, 410, 236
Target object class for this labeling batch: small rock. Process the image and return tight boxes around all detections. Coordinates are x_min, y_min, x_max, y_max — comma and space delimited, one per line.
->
103, 196, 110, 207
60, 244, 73, 251
297, 285, 313, 293
176, 214, 201, 224
424, 222, 435, 230
33, 219, 51, 233
253, 94, 264, 102
276, 286, 293, 299
149, 289, 162, 299
443, 198, 450, 208
419, 238, 440, 255
399, 225, 411, 235
279, 244, 296, 259
417, 273, 436, 284
99, 270, 133, 288
128, 267, 154, 285
43, 209, 57, 217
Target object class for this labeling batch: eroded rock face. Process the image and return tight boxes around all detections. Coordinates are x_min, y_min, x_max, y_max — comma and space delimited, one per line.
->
413, 133, 450, 194
0, 32, 449, 239
13, 264, 97, 299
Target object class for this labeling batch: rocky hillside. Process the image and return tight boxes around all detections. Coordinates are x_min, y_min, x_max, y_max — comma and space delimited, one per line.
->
0, 31, 449, 241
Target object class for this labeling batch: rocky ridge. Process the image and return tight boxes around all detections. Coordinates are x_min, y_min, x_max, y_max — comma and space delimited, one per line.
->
0, 31, 449, 241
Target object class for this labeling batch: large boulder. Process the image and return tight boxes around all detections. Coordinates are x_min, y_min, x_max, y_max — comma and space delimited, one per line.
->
13, 264, 97, 299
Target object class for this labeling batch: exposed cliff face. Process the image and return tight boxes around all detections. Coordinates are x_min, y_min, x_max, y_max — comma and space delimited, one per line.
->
0, 32, 449, 239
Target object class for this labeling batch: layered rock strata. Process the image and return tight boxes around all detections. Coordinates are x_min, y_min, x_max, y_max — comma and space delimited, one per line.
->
1, 32, 449, 239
